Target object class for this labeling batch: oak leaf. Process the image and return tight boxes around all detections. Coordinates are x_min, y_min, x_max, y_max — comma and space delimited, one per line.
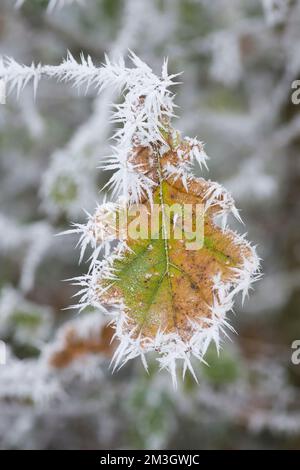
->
74, 141, 259, 383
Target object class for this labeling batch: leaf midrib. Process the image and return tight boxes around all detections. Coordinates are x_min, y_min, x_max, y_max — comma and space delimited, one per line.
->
111, 173, 238, 331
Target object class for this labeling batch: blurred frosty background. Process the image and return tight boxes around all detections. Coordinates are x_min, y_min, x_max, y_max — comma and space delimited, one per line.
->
0, 0, 300, 450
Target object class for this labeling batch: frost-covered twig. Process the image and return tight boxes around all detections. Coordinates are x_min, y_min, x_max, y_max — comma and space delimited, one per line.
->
0, 52, 179, 102
1, 52, 181, 205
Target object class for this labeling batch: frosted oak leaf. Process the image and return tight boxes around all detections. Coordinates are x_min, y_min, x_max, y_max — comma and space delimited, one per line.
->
68, 54, 260, 385
73, 142, 260, 385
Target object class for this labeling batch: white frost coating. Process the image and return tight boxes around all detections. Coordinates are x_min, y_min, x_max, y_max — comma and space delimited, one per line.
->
184, 136, 209, 171
204, 181, 243, 229
162, 135, 209, 191
101, 150, 157, 204
61, 199, 122, 264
